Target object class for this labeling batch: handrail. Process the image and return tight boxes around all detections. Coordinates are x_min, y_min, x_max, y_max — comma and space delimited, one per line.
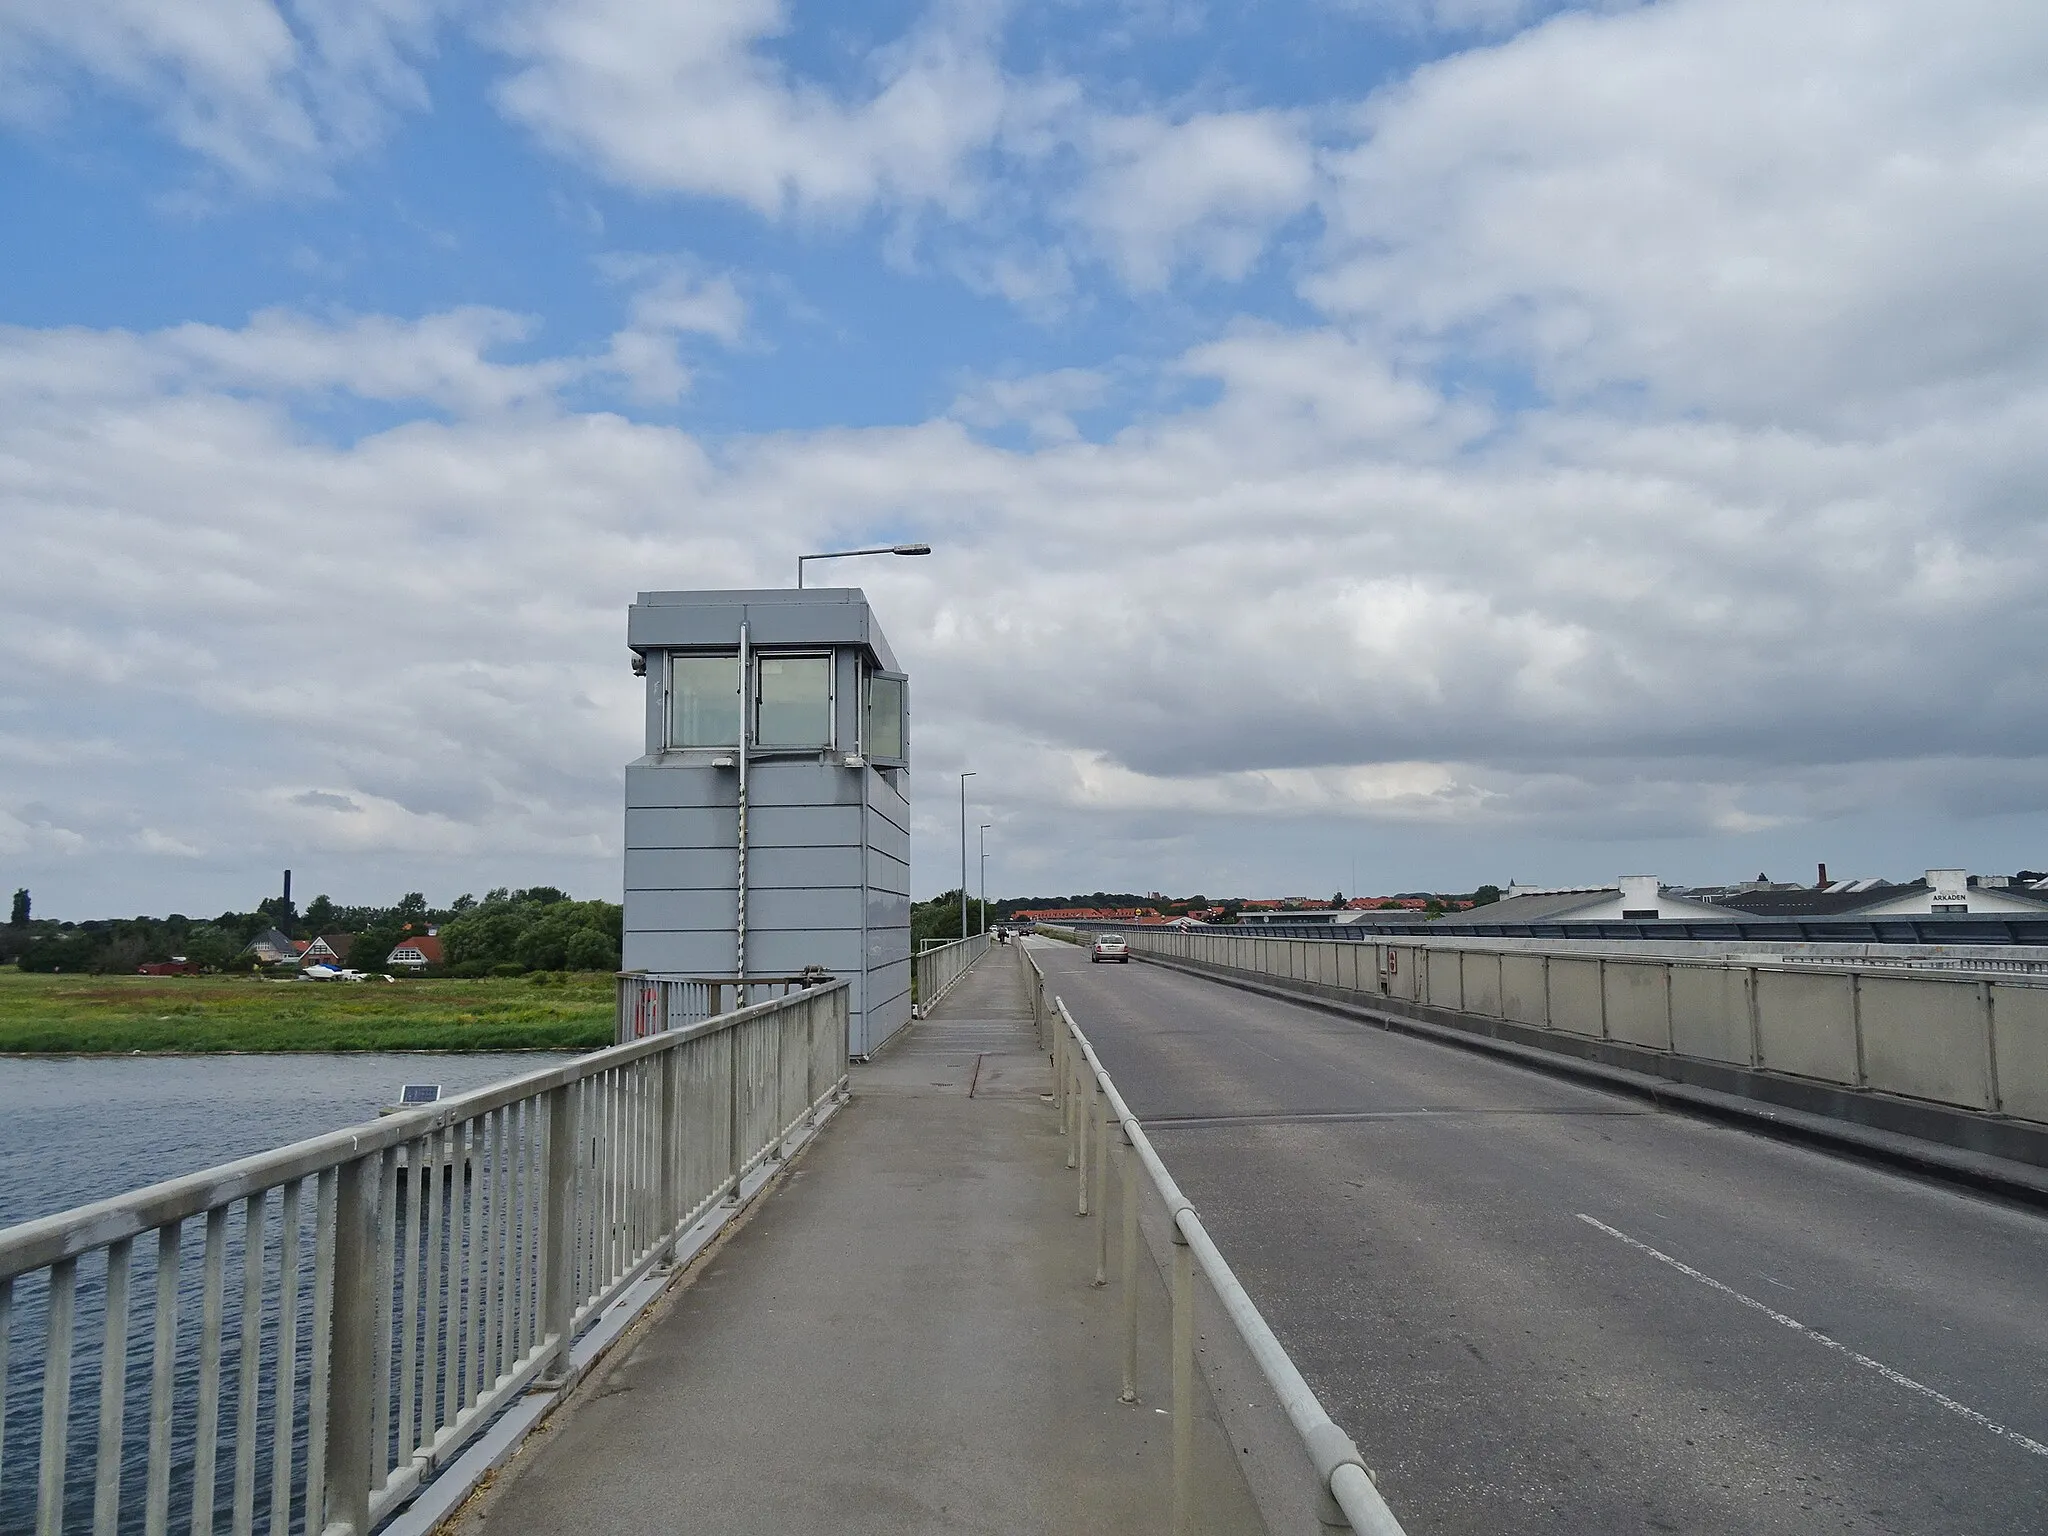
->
912, 930, 991, 1017
1028, 942, 1406, 1534
0, 980, 852, 1536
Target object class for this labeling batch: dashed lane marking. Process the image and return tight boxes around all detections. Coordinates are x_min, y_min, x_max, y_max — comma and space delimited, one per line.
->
1576, 1212, 2048, 1459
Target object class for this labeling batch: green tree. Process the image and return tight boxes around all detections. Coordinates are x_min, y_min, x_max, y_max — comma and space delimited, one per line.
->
9, 888, 27, 926
564, 927, 619, 972
304, 894, 337, 932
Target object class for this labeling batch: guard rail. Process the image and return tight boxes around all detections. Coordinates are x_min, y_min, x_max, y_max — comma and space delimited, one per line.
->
1027, 950, 1406, 1536
0, 980, 849, 1536
1060, 926, 2048, 1128
912, 931, 991, 1017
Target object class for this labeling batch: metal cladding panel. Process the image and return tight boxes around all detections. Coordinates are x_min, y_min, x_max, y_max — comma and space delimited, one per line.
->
866, 915, 909, 969
866, 847, 910, 897
1425, 949, 1462, 1008
746, 929, 866, 972
1463, 952, 1503, 1017
1993, 985, 2048, 1124
749, 886, 865, 932
1754, 970, 1858, 1083
865, 806, 909, 862
748, 761, 865, 807
1857, 975, 1993, 1109
867, 887, 911, 928
1545, 957, 1604, 1037
1669, 964, 1751, 1064
861, 974, 912, 1056
626, 763, 736, 810
625, 807, 739, 848
750, 805, 863, 847
622, 929, 736, 973
868, 766, 910, 821
748, 844, 865, 889
1500, 954, 1548, 1025
627, 889, 739, 930
625, 847, 738, 892
1602, 961, 1671, 1050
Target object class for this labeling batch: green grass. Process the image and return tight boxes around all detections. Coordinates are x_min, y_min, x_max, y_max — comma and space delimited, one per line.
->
0, 970, 616, 1054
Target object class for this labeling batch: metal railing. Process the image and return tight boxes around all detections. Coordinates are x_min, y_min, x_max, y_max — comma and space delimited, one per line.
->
0, 981, 849, 1536
1030, 956, 1406, 1535
614, 970, 830, 1044
912, 931, 990, 1017
1086, 924, 2048, 1127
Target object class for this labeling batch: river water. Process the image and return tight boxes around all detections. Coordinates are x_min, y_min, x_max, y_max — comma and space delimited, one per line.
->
0, 1052, 580, 1533
0, 1052, 578, 1231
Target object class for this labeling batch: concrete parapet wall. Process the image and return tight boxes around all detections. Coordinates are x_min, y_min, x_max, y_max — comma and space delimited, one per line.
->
1109, 928, 2048, 1133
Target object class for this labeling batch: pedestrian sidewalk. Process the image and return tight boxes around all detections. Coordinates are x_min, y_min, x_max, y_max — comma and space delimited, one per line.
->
444, 948, 1263, 1536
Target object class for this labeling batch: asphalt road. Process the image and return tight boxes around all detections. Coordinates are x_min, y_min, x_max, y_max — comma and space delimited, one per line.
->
1031, 940, 2048, 1535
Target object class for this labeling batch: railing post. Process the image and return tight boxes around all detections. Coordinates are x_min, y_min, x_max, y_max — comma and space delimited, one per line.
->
771, 1005, 787, 1161
1092, 1083, 1108, 1282
724, 1021, 744, 1204
1120, 1131, 1139, 1403
807, 993, 823, 1124
1171, 1228, 1195, 1536
658, 1047, 681, 1254
1075, 1060, 1090, 1214
539, 1084, 578, 1378
323, 1154, 378, 1536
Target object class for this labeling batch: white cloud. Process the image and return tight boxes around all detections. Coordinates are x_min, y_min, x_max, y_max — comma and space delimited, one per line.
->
9, 0, 2048, 909
1310, 0, 2048, 426
0, 0, 445, 184
1069, 110, 1317, 287
595, 259, 749, 404
950, 368, 1108, 443
489, 0, 1014, 218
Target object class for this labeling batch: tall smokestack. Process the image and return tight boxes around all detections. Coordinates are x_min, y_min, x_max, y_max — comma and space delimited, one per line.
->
1816, 862, 1828, 889
283, 869, 292, 906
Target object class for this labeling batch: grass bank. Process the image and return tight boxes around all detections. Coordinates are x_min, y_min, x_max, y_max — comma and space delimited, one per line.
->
0, 971, 615, 1054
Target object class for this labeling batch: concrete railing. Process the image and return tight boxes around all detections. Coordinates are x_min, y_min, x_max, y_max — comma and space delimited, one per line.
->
1105, 928, 2048, 1128
0, 982, 849, 1536
1028, 948, 1406, 1536
913, 930, 991, 1017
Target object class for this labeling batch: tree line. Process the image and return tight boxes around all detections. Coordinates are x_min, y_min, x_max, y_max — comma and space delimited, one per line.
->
2, 885, 620, 977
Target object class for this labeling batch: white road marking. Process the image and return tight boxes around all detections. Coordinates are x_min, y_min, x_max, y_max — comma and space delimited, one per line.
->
1575, 1213, 2048, 1459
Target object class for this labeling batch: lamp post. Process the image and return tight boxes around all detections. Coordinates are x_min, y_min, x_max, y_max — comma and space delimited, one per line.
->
796, 543, 931, 588
959, 771, 976, 940
979, 823, 991, 925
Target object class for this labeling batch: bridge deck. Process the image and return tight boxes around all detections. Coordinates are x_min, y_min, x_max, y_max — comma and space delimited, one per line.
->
445, 948, 1261, 1535
1033, 937, 2048, 1535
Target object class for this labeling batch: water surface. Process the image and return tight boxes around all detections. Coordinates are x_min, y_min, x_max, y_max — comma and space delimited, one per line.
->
0, 1052, 580, 1230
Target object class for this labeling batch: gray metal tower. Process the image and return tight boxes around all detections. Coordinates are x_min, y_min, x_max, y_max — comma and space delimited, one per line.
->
623, 587, 911, 1056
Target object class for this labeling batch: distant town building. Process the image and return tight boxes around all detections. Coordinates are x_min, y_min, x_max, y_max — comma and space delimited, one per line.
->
298, 933, 355, 966
385, 933, 443, 969
1436, 877, 1733, 926
240, 928, 304, 965
1714, 869, 2048, 919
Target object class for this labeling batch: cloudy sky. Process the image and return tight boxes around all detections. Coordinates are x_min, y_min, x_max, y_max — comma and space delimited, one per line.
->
4, 0, 2046, 919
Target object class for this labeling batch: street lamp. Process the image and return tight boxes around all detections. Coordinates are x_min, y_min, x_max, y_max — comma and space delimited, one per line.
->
959, 771, 976, 940
979, 823, 991, 923
796, 543, 931, 588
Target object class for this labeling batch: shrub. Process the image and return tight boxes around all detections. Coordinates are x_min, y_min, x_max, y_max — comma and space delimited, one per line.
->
490, 962, 526, 978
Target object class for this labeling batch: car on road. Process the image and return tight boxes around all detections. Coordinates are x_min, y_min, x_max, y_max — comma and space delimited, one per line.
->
1090, 934, 1129, 963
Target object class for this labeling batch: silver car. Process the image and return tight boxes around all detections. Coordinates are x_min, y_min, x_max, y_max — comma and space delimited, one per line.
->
1090, 934, 1129, 963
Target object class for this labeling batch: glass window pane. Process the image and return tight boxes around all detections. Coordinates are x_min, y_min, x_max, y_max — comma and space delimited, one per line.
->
756, 655, 832, 747
865, 674, 904, 760
670, 654, 740, 747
